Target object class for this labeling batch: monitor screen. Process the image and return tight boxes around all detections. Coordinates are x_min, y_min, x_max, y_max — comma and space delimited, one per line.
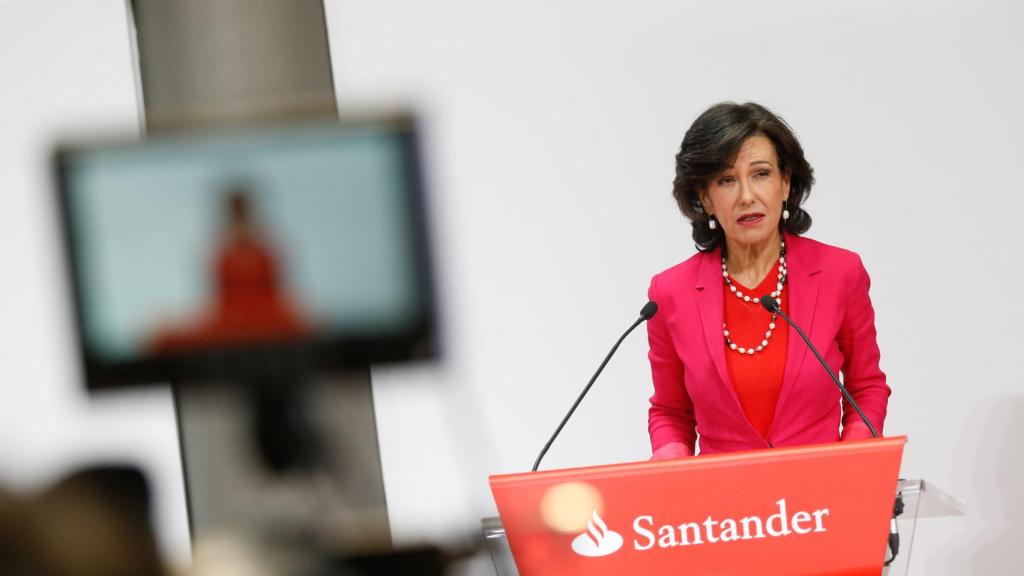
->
56, 116, 437, 388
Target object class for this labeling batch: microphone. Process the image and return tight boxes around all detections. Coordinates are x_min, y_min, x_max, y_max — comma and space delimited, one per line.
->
760, 295, 901, 566
531, 301, 658, 472
639, 301, 658, 320
758, 296, 878, 438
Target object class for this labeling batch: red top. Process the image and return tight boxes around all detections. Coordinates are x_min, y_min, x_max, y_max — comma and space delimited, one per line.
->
723, 261, 788, 439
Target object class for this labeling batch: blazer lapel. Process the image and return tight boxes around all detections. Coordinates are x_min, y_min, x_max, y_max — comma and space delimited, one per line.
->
770, 233, 822, 433
694, 248, 745, 412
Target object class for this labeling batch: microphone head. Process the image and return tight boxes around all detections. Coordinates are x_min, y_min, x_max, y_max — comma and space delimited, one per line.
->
760, 295, 780, 313
640, 301, 659, 320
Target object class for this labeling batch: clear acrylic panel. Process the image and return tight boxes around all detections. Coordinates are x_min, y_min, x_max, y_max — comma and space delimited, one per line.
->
883, 479, 966, 576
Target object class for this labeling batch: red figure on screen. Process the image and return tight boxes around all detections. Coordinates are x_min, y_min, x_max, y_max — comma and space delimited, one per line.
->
149, 187, 311, 352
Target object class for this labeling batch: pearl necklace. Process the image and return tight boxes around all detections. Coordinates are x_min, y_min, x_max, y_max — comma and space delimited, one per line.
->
722, 241, 787, 355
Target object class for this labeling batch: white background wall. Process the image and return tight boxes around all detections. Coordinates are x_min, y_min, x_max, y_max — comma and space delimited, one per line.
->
2, 1, 1022, 574
325, 1, 1024, 574
0, 0, 190, 565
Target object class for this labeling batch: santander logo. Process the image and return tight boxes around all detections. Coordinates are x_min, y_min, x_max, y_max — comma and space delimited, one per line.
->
569, 498, 831, 559
571, 510, 624, 557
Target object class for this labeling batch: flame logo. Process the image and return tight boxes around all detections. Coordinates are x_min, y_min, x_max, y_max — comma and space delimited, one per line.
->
571, 510, 624, 557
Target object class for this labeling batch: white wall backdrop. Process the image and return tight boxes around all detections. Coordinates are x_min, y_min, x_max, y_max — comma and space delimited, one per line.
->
0, 0, 190, 565
325, 1, 1024, 573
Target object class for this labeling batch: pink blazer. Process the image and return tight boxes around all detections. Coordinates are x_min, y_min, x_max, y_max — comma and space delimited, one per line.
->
647, 232, 890, 457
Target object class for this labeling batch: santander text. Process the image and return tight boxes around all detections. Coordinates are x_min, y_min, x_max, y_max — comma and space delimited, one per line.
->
633, 498, 829, 551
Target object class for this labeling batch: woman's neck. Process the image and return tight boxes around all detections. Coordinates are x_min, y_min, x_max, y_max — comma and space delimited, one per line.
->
724, 232, 782, 288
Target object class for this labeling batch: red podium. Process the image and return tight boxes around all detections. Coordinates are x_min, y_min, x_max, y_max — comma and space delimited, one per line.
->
489, 437, 906, 576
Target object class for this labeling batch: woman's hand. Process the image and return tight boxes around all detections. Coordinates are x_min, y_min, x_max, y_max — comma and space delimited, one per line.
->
650, 442, 693, 460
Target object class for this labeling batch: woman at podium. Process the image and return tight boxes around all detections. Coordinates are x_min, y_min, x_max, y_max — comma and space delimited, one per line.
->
648, 102, 890, 459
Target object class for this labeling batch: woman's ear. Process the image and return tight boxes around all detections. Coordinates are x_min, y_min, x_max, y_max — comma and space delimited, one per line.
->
782, 170, 791, 201
699, 189, 713, 215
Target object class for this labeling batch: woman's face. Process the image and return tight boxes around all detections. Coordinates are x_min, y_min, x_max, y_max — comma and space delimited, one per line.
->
701, 135, 790, 250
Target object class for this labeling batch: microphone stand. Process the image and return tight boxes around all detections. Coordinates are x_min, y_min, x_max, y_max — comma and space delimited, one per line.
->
531, 303, 657, 472
760, 297, 879, 438
760, 295, 900, 566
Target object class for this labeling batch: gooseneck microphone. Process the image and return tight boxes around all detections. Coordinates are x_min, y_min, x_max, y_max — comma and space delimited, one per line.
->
531, 301, 658, 472
761, 295, 901, 566
758, 295, 878, 438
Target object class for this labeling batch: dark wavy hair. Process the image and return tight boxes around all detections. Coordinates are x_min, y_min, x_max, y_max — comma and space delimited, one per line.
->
672, 102, 814, 252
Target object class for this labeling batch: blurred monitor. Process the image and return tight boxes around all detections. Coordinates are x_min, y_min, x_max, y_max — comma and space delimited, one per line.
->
55, 115, 437, 389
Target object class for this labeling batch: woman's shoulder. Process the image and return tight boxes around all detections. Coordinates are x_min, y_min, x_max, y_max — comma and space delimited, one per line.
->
790, 230, 864, 262
649, 250, 710, 292
787, 234, 870, 287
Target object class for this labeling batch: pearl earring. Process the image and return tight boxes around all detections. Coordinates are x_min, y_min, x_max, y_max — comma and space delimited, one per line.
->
782, 202, 790, 221
709, 216, 717, 230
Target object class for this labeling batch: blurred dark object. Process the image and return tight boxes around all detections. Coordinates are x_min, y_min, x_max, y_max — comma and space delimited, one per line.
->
0, 486, 34, 575
253, 376, 323, 473
328, 542, 482, 576
0, 466, 166, 576
339, 546, 447, 576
